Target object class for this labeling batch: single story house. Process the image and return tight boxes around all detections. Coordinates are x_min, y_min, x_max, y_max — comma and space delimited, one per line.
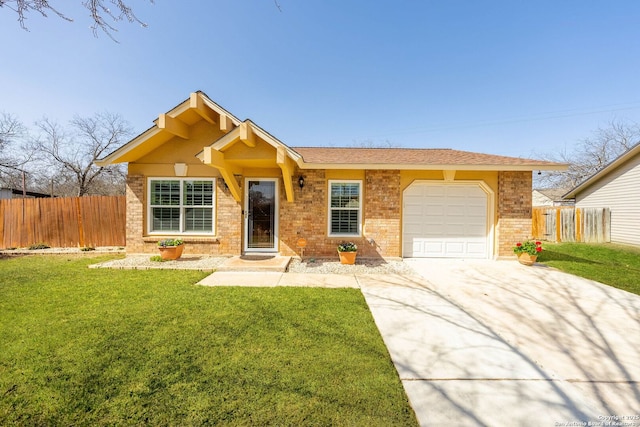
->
96, 91, 565, 259
564, 142, 640, 247
532, 188, 574, 207
0, 187, 53, 199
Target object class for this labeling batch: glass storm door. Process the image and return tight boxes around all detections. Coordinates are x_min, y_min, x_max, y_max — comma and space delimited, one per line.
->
244, 179, 278, 252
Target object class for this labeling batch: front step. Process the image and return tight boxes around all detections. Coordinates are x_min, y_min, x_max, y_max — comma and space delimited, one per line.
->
216, 255, 292, 272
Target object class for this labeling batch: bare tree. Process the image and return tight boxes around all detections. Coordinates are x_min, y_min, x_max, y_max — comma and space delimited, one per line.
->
32, 112, 131, 196
352, 139, 402, 148
0, 112, 25, 168
0, 0, 154, 39
536, 119, 640, 189
0, 112, 37, 190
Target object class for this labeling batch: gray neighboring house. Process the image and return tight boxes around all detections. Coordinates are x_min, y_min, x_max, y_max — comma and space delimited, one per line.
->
532, 188, 574, 206
564, 143, 640, 246
0, 187, 52, 199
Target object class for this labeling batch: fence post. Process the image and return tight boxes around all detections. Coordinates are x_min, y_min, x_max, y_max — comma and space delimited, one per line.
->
75, 197, 85, 248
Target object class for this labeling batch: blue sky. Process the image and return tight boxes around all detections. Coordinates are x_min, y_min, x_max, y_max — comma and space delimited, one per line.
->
2, 1, 640, 159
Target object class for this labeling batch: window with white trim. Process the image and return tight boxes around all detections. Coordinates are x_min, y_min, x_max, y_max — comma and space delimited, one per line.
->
148, 178, 215, 234
328, 180, 362, 236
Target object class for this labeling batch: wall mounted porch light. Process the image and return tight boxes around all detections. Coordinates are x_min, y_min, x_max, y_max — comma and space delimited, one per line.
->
298, 175, 305, 189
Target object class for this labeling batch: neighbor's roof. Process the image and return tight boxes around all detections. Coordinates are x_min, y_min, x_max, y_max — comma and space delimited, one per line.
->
291, 147, 565, 171
564, 142, 640, 198
533, 188, 572, 200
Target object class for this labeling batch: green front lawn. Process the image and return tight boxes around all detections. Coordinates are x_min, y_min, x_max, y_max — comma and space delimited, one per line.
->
538, 242, 640, 296
0, 255, 417, 426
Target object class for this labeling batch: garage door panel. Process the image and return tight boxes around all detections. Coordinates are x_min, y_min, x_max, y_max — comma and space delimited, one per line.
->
403, 184, 488, 258
467, 242, 487, 255
466, 205, 487, 216
424, 224, 445, 235
445, 242, 465, 255
424, 186, 445, 196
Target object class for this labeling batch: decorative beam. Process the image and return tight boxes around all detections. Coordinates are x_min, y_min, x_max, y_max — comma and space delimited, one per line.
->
443, 170, 456, 181
158, 114, 189, 139
219, 114, 232, 132
189, 93, 217, 125
239, 122, 256, 147
203, 147, 242, 201
277, 146, 295, 202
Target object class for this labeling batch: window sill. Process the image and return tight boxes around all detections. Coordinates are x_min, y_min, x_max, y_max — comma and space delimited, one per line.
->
144, 236, 220, 244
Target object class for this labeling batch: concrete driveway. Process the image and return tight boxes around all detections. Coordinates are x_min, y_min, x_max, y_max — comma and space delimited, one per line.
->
360, 259, 640, 427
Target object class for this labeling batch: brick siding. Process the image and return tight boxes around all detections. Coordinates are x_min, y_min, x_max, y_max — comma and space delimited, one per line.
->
126, 169, 532, 259
497, 171, 533, 257
279, 170, 401, 259
125, 176, 241, 255
125, 175, 144, 253
362, 170, 401, 258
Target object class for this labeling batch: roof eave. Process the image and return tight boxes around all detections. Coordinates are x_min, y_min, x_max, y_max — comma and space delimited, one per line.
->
95, 126, 162, 166
564, 142, 640, 198
296, 163, 568, 171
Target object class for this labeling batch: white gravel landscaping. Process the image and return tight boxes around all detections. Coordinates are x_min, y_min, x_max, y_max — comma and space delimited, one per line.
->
288, 258, 416, 275
91, 255, 416, 274
88, 255, 227, 271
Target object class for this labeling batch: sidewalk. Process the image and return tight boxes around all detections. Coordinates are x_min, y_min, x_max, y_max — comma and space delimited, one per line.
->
198, 271, 361, 288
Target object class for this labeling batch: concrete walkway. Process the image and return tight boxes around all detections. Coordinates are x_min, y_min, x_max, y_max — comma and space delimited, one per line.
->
198, 271, 360, 288
215, 255, 292, 272
361, 259, 640, 426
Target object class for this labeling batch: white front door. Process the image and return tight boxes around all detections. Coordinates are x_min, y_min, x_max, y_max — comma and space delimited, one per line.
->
244, 178, 278, 252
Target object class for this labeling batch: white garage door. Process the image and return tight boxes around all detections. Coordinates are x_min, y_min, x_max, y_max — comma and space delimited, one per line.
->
403, 184, 488, 258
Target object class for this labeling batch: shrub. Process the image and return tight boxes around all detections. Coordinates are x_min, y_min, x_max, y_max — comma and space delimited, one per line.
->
28, 243, 50, 250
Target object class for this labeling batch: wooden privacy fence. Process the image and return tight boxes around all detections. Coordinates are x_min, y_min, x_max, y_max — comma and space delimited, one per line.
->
0, 196, 126, 248
532, 207, 611, 243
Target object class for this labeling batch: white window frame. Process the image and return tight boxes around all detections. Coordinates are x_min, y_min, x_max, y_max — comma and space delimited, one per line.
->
327, 180, 363, 237
147, 177, 216, 235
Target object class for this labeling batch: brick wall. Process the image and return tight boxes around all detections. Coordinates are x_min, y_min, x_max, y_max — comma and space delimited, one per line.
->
497, 171, 533, 257
279, 170, 327, 257
125, 176, 241, 255
125, 175, 144, 253
215, 179, 242, 254
362, 170, 401, 258
125, 169, 531, 259
278, 169, 401, 259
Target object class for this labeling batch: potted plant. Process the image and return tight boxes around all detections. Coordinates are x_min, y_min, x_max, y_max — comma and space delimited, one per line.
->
157, 238, 185, 260
337, 241, 358, 265
513, 240, 542, 266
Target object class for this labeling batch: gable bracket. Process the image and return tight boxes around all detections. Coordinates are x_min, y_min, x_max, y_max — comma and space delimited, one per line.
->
189, 93, 218, 125
203, 147, 242, 202
239, 122, 256, 147
277, 146, 295, 202
219, 114, 233, 132
158, 113, 189, 139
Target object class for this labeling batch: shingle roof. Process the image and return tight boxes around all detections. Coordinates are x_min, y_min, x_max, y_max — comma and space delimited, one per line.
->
291, 147, 562, 169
